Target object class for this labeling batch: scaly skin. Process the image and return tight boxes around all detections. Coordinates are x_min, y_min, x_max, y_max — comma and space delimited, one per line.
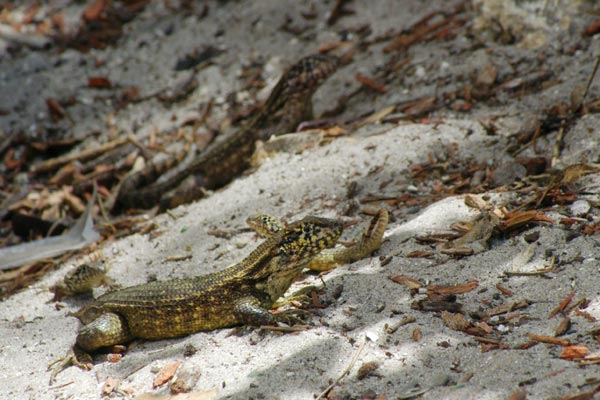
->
113, 54, 339, 212
49, 251, 119, 301
247, 209, 389, 271
49, 215, 343, 383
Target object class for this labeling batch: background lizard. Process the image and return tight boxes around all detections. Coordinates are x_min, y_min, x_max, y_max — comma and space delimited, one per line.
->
49, 210, 387, 383
113, 54, 339, 212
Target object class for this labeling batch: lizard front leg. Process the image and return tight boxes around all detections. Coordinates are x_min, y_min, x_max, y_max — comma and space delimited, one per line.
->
233, 296, 309, 327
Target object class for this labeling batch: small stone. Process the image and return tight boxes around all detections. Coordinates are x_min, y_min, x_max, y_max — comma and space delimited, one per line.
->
365, 331, 379, 342
170, 366, 201, 394
490, 162, 526, 187
471, 170, 486, 186
570, 200, 590, 217
523, 231, 540, 243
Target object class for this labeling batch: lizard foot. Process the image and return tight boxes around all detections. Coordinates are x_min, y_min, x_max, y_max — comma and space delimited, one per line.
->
270, 308, 314, 326
272, 285, 325, 308
48, 346, 93, 385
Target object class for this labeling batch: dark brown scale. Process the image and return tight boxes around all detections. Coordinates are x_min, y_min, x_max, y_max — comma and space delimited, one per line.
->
113, 54, 339, 212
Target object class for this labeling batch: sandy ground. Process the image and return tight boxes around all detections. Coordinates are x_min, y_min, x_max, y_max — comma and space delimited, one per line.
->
1, 1, 600, 399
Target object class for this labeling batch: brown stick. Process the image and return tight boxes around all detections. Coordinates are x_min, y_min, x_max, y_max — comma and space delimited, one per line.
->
30, 135, 131, 174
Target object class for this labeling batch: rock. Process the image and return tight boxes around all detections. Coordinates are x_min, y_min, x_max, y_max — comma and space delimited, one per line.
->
570, 199, 590, 217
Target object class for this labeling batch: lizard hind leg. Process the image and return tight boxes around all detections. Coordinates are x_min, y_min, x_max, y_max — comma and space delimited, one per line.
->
75, 312, 133, 352
307, 208, 389, 271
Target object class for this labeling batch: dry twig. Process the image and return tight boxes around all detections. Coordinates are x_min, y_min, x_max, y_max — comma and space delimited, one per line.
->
316, 337, 367, 399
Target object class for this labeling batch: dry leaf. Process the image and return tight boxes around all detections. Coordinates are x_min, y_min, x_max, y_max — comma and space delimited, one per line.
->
323, 126, 346, 137
405, 250, 434, 258
527, 334, 570, 347
549, 291, 576, 319
356, 361, 381, 380
107, 353, 123, 363
46, 98, 66, 121
427, 280, 478, 295
88, 76, 112, 89
133, 388, 218, 400
412, 328, 422, 341
355, 73, 388, 93
153, 361, 182, 388
508, 389, 528, 400
555, 317, 571, 337
441, 311, 471, 332
83, 0, 107, 21
560, 164, 600, 184
390, 275, 422, 290
560, 346, 589, 360
171, 368, 202, 394
464, 194, 490, 210
500, 210, 554, 232
102, 377, 120, 396
496, 284, 513, 297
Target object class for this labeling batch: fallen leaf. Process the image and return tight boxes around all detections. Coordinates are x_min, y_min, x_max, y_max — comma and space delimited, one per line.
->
405, 250, 434, 258
412, 328, 422, 341
441, 311, 471, 332
560, 164, 600, 184
133, 388, 218, 400
46, 98, 66, 122
500, 210, 554, 232
555, 317, 572, 337
427, 280, 478, 295
356, 361, 380, 380
584, 20, 600, 36
496, 284, 513, 297
527, 333, 570, 347
83, 0, 107, 21
390, 275, 422, 290
153, 361, 182, 388
508, 389, 527, 400
107, 353, 122, 363
88, 76, 112, 89
355, 73, 388, 93
560, 346, 589, 360
549, 291, 576, 319
102, 377, 120, 396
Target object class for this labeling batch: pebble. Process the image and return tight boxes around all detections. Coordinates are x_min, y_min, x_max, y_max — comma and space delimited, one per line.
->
490, 162, 526, 186
570, 200, 590, 216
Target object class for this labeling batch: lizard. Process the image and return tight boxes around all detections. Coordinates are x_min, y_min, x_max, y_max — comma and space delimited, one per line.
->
48, 210, 388, 384
112, 54, 339, 213
247, 208, 389, 271
49, 251, 120, 301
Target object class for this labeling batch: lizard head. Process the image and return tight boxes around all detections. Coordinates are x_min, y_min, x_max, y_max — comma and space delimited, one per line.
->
261, 54, 339, 127
247, 215, 343, 300
282, 54, 339, 94
277, 216, 343, 261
